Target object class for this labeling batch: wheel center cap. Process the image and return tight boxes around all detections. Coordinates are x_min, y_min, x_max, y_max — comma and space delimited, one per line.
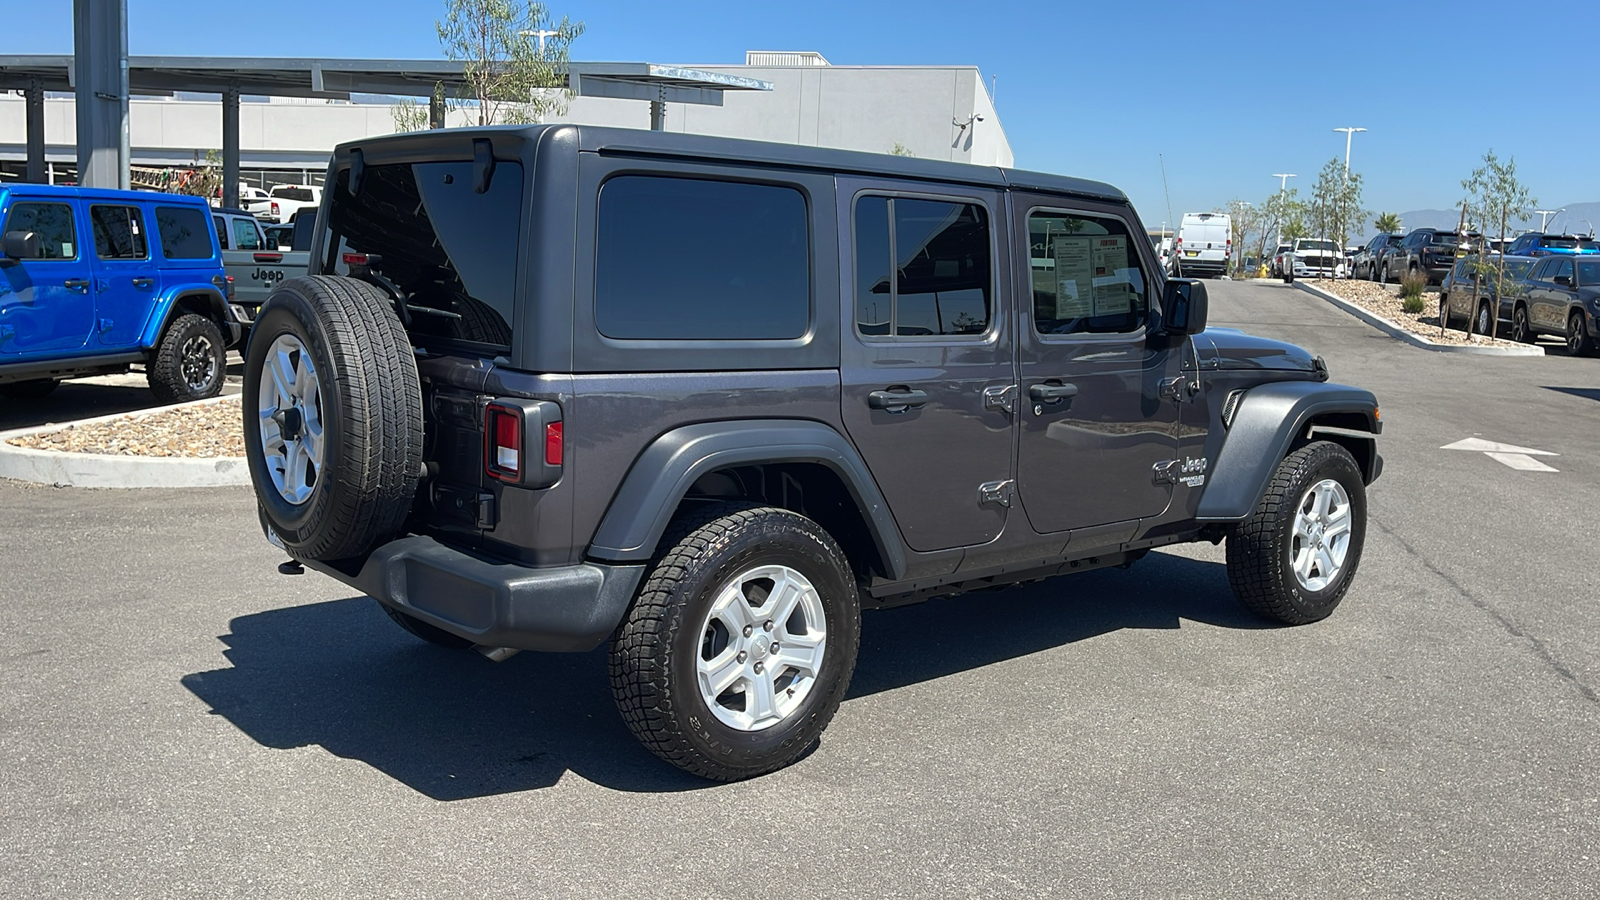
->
749, 638, 771, 661
277, 406, 303, 442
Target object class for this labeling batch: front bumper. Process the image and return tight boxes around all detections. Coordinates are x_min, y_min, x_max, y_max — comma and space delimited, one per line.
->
294, 534, 644, 652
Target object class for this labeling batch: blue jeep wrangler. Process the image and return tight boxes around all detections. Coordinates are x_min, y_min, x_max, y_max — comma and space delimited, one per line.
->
0, 184, 239, 402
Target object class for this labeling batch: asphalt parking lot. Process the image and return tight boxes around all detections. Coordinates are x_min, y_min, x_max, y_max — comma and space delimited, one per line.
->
2, 280, 1597, 898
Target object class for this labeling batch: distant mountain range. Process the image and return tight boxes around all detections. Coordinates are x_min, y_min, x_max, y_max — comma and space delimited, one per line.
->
1368, 201, 1600, 241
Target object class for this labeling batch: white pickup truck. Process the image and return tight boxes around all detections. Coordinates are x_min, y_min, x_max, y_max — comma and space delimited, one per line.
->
1277, 238, 1346, 283
245, 184, 322, 224
212, 208, 310, 329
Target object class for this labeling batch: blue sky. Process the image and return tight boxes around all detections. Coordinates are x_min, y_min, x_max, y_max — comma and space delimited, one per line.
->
7, 0, 1599, 228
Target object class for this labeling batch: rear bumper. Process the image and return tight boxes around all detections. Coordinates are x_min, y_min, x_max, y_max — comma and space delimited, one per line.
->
298, 535, 644, 652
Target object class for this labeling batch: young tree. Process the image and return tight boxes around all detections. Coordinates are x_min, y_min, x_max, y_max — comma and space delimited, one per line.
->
437, 0, 584, 126
1257, 187, 1303, 262
1374, 211, 1402, 234
1309, 156, 1364, 259
1461, 149, 1535, 321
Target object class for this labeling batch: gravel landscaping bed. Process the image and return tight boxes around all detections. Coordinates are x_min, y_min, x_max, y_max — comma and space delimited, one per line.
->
7, 397, 245, 458
1303, 278, 1525, 348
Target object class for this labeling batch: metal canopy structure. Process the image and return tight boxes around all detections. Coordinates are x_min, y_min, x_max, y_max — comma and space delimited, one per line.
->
0, 53, 772, 204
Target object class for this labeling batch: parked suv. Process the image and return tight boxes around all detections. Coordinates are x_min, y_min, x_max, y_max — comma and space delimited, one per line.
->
244, 126, 1383, 781
1439, 254, 1538, 337
1510, 255, 1600, 354
1388, 228, 1481, 284
0, 184, 238, 401
1352, 233, 1403, 281
213, 207, 310, 326
1501, 232, 1599, 258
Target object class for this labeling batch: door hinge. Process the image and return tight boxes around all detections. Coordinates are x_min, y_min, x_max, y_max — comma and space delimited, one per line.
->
1152, 459, 1178, 485
1159, 375, 1200, 401
982, 384, 1018, 415
978, 479, 1014, 508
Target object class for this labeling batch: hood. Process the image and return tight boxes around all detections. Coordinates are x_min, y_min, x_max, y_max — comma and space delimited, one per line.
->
1197, 328, 1325, 377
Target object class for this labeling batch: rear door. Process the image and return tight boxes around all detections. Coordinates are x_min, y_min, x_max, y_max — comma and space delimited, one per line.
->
0, 197, 94, 357
88, 203, 160, 347
1012, 196, 1184, 535
838, 179, 1015, 552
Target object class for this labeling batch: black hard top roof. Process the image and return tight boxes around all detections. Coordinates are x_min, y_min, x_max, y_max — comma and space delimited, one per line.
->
335, 124, 1128, 204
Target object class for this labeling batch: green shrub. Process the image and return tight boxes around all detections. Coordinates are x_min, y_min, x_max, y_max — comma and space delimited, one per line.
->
1399, 272, 1427, 314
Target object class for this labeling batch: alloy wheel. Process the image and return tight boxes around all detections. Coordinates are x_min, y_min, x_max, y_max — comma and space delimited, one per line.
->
1290, 478, 1353, 593
258, 334, 325, 505
180, 335, 217, 392
695, 563, 828, 732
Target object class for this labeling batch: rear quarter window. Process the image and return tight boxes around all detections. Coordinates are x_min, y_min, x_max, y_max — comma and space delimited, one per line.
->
595, 175, 809, 340
155, 206, 215, 259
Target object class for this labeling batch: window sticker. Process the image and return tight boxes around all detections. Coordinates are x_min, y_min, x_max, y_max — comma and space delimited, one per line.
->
1052, 235, 1094, 319
1091, 235, 1132, 316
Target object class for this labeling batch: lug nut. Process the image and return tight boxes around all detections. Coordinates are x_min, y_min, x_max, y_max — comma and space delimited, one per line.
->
736, 651, 747, 663
770, 642, 780, 654
763, 620, 774, 632
742, 625, 753, 637
753, 662, 764, 674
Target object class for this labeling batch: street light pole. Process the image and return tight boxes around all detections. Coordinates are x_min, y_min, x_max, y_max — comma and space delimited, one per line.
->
1272, 173, 1296, 245
1533, 209, 1562, 232
518, 28, 558, 56
1333, 127, 1367, 177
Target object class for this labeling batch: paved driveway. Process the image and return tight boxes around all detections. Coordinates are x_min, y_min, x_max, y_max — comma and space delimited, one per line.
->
1, 280, 1595, 898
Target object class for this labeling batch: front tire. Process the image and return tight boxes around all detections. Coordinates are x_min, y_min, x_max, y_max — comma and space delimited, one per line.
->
1567, 312, 1596, 357
1475, 301, 1495, 337
1226, 441, 1367, 625
610, 502, 860, 781
1512, 305, 1534, 344
148, 313, 225, 403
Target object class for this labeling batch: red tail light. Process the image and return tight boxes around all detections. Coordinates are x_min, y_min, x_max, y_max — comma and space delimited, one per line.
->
485, 404, 523, 481
544, 421, 563, 466
270, 201, 280, 217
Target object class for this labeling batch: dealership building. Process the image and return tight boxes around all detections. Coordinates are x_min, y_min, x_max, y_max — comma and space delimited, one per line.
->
0, 51, 1010, 190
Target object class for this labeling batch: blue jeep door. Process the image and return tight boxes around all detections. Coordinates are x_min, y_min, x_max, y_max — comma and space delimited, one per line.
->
0, 199, 95, 357
88, 203, 160, 346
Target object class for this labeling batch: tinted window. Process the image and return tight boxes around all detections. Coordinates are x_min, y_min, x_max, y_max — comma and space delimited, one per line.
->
3, 202, 77, 259
232, 218, 261, 250
91, 205, 147, 259
1028, 211, 1147, 335
1577, 260, 1600, 285
155, 206, 213, 259
1504, 259, 1535, 280
852, 195, 990, 339
1300, 240, 1337, 252
212, 215, 229, 250
596, 176, 809, 341
272, 187, 316, 202
1385, 235, 1404, 248
1550, 258, 1574, 281
325, 162, 521, 348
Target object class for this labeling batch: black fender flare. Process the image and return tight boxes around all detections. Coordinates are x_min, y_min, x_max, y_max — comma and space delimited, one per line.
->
1196, 381, 1380, 521
586, 419, 907, 580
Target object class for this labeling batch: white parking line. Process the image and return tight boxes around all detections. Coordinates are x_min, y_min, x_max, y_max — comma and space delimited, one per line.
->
1442, 438, 1560, 472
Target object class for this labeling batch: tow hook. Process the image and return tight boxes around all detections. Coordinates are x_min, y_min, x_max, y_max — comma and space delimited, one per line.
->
475, 645, 521, 663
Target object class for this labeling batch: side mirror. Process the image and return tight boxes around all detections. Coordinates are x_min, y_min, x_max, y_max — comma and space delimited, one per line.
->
1162, 278, 1208, 335
3, 230, 39, 261
1555, 274, 1572, 287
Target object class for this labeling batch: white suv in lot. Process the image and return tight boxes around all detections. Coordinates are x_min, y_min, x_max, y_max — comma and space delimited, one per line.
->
247, 184, 322, 224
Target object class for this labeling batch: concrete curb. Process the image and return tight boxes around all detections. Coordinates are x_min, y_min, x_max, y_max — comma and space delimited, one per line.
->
1294, 281, 1545, 356
0, 395, 249, 489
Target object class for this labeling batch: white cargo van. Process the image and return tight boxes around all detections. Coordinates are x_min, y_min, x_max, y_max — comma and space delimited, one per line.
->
1174, 212, 1231, 278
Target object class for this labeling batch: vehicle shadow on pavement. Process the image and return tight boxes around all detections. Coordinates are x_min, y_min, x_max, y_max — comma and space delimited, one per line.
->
182, 596, 708, 800
181, 551, 1257, 800
849, 550, 1263, 698
0, 382, 158, 432
1542, 386, 1600, 404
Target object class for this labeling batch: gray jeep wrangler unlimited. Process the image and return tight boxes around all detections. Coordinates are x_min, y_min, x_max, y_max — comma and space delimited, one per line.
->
245, 125, 1382, 781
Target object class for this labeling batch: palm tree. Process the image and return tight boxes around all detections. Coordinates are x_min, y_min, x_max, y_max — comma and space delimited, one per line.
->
1374, 212, 1402, 234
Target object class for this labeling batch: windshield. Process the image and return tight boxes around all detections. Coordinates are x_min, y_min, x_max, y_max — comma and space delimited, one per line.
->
1299, 240, 1337, 252
1504, 259, 1536, 280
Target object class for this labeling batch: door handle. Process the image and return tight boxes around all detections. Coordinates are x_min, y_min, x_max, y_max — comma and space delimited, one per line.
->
1028, 382, 1079, 401
64, 278, 91, 292
867, 388, 930, 411
131, 277, 155, 289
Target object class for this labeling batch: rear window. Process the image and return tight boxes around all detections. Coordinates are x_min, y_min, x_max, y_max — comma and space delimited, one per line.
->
595, 175, 809, 341
271, 187, 317, 202
324, 161, 522, 350
155, 206, 214, 259
1429, 232, 1477, 246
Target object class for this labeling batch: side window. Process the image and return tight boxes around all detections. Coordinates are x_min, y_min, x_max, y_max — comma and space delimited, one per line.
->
1530, 259, 1551, 281
155, 205, 214, 259
3, 202, 77, 259
233, 218, 261, 250
90, 205, 148, 260
212, 216, 230, 250
1027, 210, 1148, 336
595, 175, 810, 340
852, 194, 991, 339
1551, 258, 1574, 282
1453, 258, 1471, 278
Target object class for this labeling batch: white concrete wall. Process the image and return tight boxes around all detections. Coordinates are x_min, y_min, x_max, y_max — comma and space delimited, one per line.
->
0, 62, 1014, 170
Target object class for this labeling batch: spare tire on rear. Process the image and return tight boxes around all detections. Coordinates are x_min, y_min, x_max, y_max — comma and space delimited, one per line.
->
244, 275, 423, 561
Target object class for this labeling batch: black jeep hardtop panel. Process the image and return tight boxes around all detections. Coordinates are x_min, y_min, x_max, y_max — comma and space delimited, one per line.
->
328, 124, 1128, 205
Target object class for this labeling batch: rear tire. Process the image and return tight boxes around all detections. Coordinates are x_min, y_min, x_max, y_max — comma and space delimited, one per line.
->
1439, 297, 1456, 330
610, 502, 860, 781
1512, 305, 1534, 344
148, 313, 226, 403
1226, 441, 1367, 625
0, 379, 60, 400
1567, 311, 1596, 357
1475, 301, 1495, 337
244, 275, 423, 561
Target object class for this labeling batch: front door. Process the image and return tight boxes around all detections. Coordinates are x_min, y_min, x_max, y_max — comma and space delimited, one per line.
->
0, 199, 94, 358
838, 180, 1015, 553
88, 203, 160, 346
1012, 198, 1185, 535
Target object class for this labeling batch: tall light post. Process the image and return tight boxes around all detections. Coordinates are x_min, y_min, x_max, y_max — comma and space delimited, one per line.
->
518, 28, 558, 56
1333, 127, 1367, 177
1272, 173, 1296, 245
1534, 208, 1563, 232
